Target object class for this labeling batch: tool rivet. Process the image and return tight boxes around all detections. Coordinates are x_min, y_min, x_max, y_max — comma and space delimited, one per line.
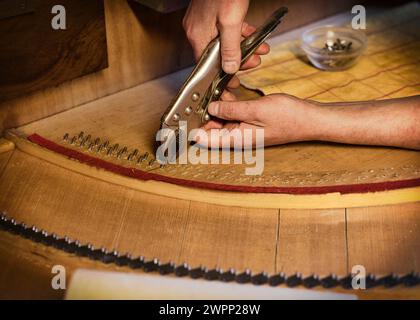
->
172, 113, 180, 122
184, 106, 192, 115
191, 92, 200, 102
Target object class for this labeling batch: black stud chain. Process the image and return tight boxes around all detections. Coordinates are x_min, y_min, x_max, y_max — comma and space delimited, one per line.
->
1, 212, 419, 289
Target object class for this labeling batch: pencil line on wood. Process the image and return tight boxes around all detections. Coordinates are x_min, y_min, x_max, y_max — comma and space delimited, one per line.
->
177, 200, 192, 263
0, 150, 14, 182
344, 207, 350, 274
274, 209, 281, 274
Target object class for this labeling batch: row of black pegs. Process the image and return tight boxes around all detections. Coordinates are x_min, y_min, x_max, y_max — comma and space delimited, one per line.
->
1, 212, 419, 289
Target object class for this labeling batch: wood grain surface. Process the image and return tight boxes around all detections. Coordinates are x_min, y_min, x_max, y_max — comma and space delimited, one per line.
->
0, 1, 418, 300
277, 209, 347, 277
178, 203, 279, 273
6, 131, 420, 209
3, 4, 418, 209
0, 0, 108, 102
0, 151, 13, 176
240, 3, 420, 101
347, 203, 420, 275
11, 63, 419, 193
1, 230, 419, 299
0, 0, 365, 132
0, 138, 14, 177
0, 149, 419, 299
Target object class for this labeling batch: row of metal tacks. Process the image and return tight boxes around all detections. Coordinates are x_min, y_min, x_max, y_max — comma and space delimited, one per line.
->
62, 132, 163, 169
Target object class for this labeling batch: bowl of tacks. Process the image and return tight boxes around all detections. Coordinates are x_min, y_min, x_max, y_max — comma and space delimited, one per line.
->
301, 26, 367, 71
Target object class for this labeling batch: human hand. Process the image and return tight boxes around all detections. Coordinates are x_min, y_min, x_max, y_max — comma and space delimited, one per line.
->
183, 0, 270, 89
197, 94, 318, 148
194, 94, 420, 150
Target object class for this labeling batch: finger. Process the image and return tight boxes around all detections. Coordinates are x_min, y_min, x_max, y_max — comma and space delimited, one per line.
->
185, 23, 218, 61
192, 42, 207, 61
218, 21, 243, 74
202, 119, 224, 130
190, 32, 217, 61
208, 100, 257, 122
220, 90, 237, 101
195, 125, 239, 149
226, 76, 240, 89
254, 42, 270, 55
241, 54, 261, 70
241, 22, 256, 37
198, 122, 262, 149
241, 22, 270, 55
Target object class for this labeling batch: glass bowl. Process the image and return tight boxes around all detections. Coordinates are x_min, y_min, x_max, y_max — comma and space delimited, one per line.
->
301, 26, 367, 71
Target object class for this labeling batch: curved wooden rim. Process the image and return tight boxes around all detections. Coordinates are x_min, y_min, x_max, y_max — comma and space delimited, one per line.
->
5, 130, 420, 209
0, 138, 15, 154
27, 134, 420, 195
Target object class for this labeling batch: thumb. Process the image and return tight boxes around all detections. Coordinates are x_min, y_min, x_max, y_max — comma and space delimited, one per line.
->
218, 22, 242, 74
208, 100, 256, 122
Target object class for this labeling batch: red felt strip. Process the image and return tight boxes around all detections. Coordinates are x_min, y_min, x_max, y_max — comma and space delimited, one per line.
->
28, 133, 420, 195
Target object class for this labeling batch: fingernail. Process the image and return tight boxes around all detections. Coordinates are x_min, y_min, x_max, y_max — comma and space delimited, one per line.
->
208, 102, 219, 116
222, 60, 238, 74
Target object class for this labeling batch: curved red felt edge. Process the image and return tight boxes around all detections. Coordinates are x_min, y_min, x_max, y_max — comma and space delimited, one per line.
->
28, 134, 420, 195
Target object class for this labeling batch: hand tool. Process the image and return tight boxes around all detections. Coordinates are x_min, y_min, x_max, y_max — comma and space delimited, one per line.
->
157, 7, 289, 162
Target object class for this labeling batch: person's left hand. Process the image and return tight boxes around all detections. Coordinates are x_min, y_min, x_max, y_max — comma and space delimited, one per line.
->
195, 94, 318, 148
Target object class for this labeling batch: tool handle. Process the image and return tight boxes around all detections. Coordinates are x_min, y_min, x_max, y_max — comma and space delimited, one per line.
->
212, 7, 288, 96
240, 7, 288, 64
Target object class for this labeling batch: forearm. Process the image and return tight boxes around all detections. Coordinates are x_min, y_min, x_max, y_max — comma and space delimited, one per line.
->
305, 95, 420, 150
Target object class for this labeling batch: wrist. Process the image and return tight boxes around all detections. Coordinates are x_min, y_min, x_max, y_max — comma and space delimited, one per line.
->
306, 102, 352, 143
292, 98, 328, 142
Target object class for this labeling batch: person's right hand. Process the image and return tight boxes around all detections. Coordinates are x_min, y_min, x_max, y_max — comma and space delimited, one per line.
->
183, 0, 270, 97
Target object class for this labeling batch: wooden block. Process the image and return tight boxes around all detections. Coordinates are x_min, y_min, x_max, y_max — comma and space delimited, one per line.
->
277, 209, 347, 277
347, 203, 420, 275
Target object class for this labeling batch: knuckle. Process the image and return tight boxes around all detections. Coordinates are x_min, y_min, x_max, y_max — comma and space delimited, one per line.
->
245, 102, 257, 119
185, 28, 196, 42
182, 16, 188, 30
218, 15, 242, 28
221, 47, 239, 58
265, 94, 280, 104
222, 103, 235, 118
